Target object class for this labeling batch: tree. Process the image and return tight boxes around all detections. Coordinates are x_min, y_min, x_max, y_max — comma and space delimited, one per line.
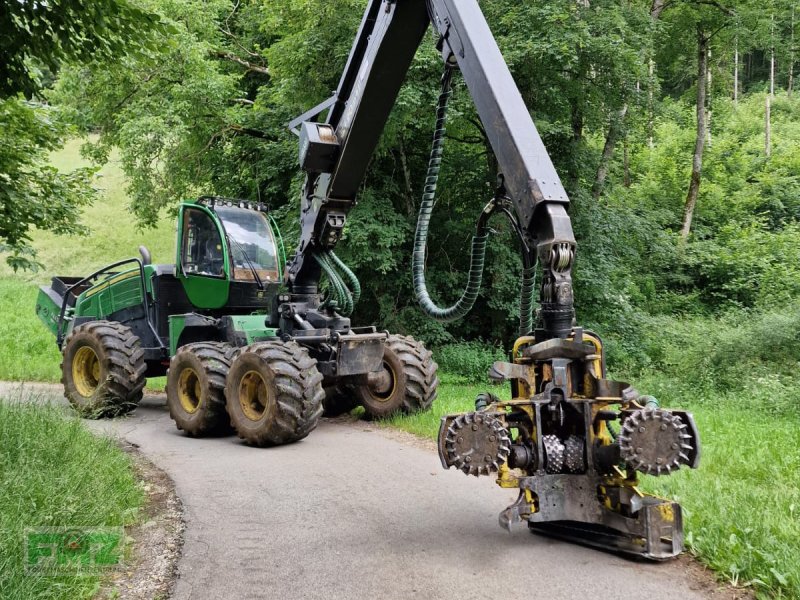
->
0, 0, 163, 270
0, 0, 162, 97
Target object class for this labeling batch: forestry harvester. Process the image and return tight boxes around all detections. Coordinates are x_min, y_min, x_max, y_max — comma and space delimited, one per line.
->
36, 0, 700, 559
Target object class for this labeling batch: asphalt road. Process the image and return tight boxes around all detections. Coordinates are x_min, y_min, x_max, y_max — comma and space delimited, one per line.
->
7, 384, 714, 600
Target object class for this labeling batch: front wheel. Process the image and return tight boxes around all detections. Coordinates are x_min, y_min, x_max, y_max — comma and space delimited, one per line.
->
225, 341, 324, 446
352, 334, 439, 419
166, 342, 236, 436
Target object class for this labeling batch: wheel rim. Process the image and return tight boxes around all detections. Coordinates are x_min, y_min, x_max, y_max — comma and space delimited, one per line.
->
239, 370, 271, 421
72, 346, 100, 398
366, 361, 397, 404
177, 368, 202, 414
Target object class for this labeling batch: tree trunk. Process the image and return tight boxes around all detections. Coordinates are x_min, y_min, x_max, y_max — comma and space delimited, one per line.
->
592, 105, 628, 199
766, 94, 772, 157
771, 14, 776, 97
650, 0, 667, 19
707, 46, 712, 146
734, 37, 739, 104
648, 58, 655, 148
790, 5, 795, 97
397, 139, 415, 217
681, 28, 708, 241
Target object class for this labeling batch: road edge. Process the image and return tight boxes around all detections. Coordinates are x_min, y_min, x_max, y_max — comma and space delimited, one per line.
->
97, 442, 184, 600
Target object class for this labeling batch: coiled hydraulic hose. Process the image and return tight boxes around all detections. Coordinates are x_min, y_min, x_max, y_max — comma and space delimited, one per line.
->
413, 67, 491, 322
519, 265, 537, 337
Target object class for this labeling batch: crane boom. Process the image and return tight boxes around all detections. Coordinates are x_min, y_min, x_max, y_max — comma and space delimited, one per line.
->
287, 0, 576, 340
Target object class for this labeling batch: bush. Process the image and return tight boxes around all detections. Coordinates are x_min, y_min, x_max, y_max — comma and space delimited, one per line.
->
434, 340, 506, 382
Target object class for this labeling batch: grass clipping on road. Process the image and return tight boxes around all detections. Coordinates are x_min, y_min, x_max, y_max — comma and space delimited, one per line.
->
0, 400, 143, 600
388, 374, 800, 599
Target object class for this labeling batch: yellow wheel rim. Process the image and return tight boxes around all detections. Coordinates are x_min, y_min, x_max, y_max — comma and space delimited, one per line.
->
177, 368, 202, 414
239, 370, 271, 421
72, 346, 101, 398
367, 361, 397, 404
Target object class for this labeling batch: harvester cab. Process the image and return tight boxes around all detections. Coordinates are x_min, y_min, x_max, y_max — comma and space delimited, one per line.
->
173, 197, 282, 310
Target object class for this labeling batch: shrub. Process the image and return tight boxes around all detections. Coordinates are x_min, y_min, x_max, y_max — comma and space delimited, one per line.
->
434, 340, 506, 382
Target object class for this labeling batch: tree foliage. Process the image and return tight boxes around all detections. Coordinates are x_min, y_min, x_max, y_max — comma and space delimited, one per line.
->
0, 0, 162, 97
0, 0, 164, 270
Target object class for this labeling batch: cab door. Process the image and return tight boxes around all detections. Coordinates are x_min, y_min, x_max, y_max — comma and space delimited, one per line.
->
176, 204, 230, 309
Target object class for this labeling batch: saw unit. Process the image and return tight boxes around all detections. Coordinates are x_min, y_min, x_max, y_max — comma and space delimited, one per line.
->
438, 331, 700, 559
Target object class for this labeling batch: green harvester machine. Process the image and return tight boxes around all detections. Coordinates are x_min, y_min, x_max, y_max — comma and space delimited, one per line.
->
35, 197, 439, 446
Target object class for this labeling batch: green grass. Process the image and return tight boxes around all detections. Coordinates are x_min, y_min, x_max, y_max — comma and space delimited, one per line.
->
387, 375, 800, 599
0, 138, 174, 385
0, 399, 144, 600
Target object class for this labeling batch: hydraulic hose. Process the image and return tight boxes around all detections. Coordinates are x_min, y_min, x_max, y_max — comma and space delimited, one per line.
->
519, 265, 537, 337
315, 252, 353, 316
413, 67, 491, 322
329, 251, 361, 306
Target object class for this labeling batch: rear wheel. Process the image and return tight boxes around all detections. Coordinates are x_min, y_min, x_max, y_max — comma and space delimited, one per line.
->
322, 385, 358, 417
353, 334, 439, 419
61, 321, 146, 418
166, 342, 236, 436
225, 341, 324, 446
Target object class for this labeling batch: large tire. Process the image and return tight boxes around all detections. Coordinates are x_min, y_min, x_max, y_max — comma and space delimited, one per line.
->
353, 334, 439, 419
61, 321, 146, 418
166, 342, 236, 437
322, 385, 359, 417
225, 340, 324, 446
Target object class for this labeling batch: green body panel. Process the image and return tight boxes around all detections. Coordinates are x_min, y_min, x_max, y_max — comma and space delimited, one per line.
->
35, 287, 62, 337
74, 269, 143, 319
175, 202, 231, 309
168, 313, 277, 355
228, 314, 278, 344
168, 314, 188, 356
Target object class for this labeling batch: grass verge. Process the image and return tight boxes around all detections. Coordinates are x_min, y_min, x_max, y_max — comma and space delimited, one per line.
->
0, 399, 144, 600
387, 375, 799, 599
0, 138, 174, 386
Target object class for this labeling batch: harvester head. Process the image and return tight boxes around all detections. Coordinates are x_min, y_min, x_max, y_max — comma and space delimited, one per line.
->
437, 329, 700, 560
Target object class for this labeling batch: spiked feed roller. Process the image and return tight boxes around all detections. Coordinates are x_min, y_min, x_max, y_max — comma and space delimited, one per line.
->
618, 408, 696, 476
443, 412, 511, 476
438, 331, 701, 560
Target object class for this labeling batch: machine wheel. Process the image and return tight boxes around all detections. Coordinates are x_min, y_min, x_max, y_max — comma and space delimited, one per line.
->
353, 334, 439, 419
225, 340, 324, 446
61, 321, 146, 418
166, 342, 236, 436
322, 385, 358, 417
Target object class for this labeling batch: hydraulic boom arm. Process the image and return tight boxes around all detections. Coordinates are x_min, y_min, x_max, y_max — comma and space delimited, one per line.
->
288, 0, 576, 340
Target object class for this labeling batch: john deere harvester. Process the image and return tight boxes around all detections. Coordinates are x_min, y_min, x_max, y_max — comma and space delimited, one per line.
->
36, 197, 438, 445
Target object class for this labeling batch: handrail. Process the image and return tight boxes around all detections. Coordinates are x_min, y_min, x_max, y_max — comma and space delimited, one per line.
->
56, 258, 163, 350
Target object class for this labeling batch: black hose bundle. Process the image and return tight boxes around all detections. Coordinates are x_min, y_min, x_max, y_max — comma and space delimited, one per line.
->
316, 250, 360, 317
412, 67, 490, 322
412, 66, 538, 334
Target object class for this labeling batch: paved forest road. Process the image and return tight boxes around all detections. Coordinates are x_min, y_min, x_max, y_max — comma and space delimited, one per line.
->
8, 385, 714, 600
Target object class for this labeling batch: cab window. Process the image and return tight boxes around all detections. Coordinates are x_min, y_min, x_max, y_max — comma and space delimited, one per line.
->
214, 206, 280, 283
181, 209, 225, 277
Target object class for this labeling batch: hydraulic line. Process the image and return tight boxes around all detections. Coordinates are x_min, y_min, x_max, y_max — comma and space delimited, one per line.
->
519, 265, 537, 337
315, 252, 354, 316
413, 66, 490, 322
329, 251, 361, 306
